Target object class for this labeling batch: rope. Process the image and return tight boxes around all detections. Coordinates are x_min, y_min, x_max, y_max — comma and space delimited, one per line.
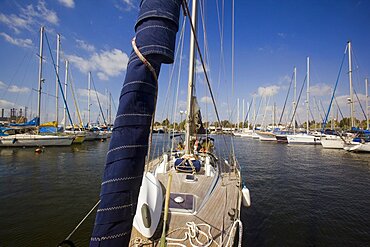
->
165, 219, 243, 247
58, 200, 100, 246
166, 222, 213, 247
131, 37, 158, 169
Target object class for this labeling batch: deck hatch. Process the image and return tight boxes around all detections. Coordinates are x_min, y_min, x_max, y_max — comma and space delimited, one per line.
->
169, 193, 195, 213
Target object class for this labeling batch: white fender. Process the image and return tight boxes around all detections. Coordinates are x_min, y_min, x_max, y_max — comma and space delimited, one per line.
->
242, 186, 251, 207
133, 172, 163, 238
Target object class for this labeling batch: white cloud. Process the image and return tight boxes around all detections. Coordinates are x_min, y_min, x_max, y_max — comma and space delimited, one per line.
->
58, 0, 75, 8
92, 49, 128, 78
310, 83, 332, 96
77, 88, 109, 107
195, 59, 209, 74
34, 0, 58, 24
66, 49, 129, 80
258, 85, 280, 97
8, 85, 31, 93
97, 72, 109, 81
0, 32, 33, 48
66, 54, 93, 73
0, 13, 30, 33
0, 80, 31, 93
278, 75, 291, 84
115, 0, 137, 11
200, 96, 212, 104
76, 39, 95, 52
0, 0, 58, 33
0, 99, 17, 109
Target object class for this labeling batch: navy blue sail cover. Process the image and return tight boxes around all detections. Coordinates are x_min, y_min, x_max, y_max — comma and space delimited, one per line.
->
90, 1, 182, 246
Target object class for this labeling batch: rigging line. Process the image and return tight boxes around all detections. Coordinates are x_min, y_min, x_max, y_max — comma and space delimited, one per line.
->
334, 97, 345, 120
68, 69, 84, 127
0, 45, 34, 99
215, 0, 225, 99
322, 44, 347, 130
44, 31, 74, 128
90, 74, 107, 126
162, 17, 187, 114
351, 46, 364, 89
171, 17, 186, 153
182, 0, 231, 155
252, 94, 263, 130
59, 200, 101, 245
353, 87, 367, 120
243, 97, 253, 125
200, 0, 211, 133
319, 99, 326, 122
182, 1, 222, 130
313, 97, 324, 123
278, 71, 294, 126
288, 75, 307, 129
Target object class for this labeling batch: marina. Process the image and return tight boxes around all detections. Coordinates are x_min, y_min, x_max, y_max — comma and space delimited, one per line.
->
0, 136, 369, 246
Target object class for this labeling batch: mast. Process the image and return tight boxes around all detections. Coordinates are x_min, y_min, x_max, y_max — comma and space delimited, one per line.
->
185, 0, 198, 155
272, 102, 276, 130
247, 101, 250, 129
242, 99, 245, 129
231, 0, 235, 95
306, 57, 310, 134
331, 101, 334, 129
252, 94, 256, 131
293, 66, 297, 134
237, 98, 240, 129
63, 60, 69, 128
366, 78, 369, 130
88, 72, 91, 128
55, 34, 60, 128
348, 41, 355, 128
36, 26, 44, 132
109, 92, 112, 126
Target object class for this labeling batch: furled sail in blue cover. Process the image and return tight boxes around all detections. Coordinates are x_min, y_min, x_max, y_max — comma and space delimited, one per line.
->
9, 117, 39, 127
90, 0, 182, 246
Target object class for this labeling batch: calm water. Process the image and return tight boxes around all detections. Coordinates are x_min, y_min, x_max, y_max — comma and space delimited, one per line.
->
0, 136, 369, 246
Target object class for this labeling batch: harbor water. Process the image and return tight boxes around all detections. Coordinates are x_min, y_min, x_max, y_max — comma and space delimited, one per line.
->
0, 135, 369, 246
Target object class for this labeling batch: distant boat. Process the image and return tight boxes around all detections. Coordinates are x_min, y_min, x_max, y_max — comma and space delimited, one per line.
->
287, 57, 321, 145
287, 132, 321, 145
0, 28, 75, 148
344, 142, 370, 152
0, 134, 73, 147
256, 130, 276, 141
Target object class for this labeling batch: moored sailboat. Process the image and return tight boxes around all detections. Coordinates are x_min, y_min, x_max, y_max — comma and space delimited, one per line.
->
89, 1, 248, 246
0, 27, 74, 147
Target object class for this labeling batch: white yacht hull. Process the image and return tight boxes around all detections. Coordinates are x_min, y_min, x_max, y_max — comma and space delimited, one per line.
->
287, 133, 321, 144
84, 131, 100, 141
0, 134, 74, 147
256, 131, 276, 141
320, 136, 344, 149
344, 142, 370, 152
234, 131, 252, 138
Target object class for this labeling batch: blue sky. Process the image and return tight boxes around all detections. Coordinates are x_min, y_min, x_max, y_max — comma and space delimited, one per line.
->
0, 0, 369, 125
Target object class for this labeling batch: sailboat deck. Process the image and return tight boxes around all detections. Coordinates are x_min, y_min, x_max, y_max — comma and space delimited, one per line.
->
130, 161, 241, 246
